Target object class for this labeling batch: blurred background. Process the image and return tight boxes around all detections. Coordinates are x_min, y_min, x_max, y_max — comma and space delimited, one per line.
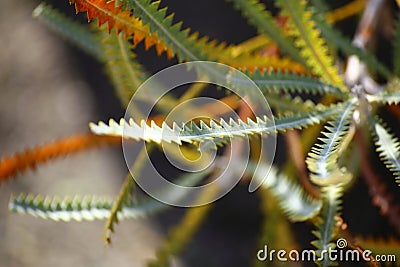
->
0, 0, 261, 266
0, 0, 398, 266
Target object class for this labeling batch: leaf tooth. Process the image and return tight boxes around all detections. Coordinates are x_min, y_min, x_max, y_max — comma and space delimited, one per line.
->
151, 34, 164, 51
183, 121, 194, 132
157, 6, 169, 20
198, 120, 209, 131
371, 118, 400, 185
227, 117, 238, 128
254, 165, 322, 221
246, 117, 259, 128
170, 20, 183, 32
209, 120, 221, 130
133, 30, 146, 45
219, 119, 233, 136
160, 122, 177, 144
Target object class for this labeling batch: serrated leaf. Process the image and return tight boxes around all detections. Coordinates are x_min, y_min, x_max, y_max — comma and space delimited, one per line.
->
0, 133, 121, 183
69, 0, 174, 57
196, 34, 307, 73
121, 0, 207, 62
276, 0, 345, 90
312, 10, 391, 79
10, 194, 131, 222
370, 117, 400, 186
116, 0, 300, 74
103, 147, 148, 243
367, 90, 400, 105
90, 103, 344, 145
66, 0, 308, 73
33, 3, 104, 61
9, 170, 208, 222
100, 30, 149, 108
266, 93, 322, 114
251, 164, 322, 221
311, 185, 344, 267
226, 0, 305, 65
306, 98, 356, 186
240, 69, 345, 97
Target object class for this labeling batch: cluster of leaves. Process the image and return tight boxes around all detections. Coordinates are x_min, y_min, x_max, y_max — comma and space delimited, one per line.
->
1, 0, 400, 266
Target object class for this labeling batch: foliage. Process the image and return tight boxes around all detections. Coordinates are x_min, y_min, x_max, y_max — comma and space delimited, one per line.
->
1, 0, 400, 266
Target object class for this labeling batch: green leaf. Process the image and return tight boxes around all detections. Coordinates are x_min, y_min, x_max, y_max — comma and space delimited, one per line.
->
33, 3, 104, 61
312, 11, 392, 79
103, 147, 148, 243
225, 0, 305, 65
240, 69, 345, 97
101, 31, 149, 108
275, 0, 345, 89
306, 98, 356, 186
309, 0, 330, 13
32, 3, 160, 111
265, 93, 321, 114
311, 185, 344, 267
253, 190, 297, 267
121, 0, 208, 62
89, 102, 345, 145
251, 164, 322, 221
9, 171, 208, 222
367, 90, 400, 105
99, 28, 180, 115
370, 117, 400, 186
9, 194, 151, 222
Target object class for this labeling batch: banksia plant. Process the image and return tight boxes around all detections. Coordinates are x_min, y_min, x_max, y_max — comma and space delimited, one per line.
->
1, 0, 400, 266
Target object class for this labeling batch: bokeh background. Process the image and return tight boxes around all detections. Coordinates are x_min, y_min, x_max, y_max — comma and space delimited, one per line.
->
0, 0, 398, 266
0, 0, 261, 266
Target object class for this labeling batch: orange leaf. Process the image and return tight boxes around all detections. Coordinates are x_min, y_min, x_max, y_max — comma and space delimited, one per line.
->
69, 0, 174, 57
0, 133, 121, 182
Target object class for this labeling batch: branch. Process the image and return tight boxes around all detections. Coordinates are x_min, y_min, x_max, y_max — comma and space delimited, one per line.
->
345, 0, 385, 94
355, 128, 400, 235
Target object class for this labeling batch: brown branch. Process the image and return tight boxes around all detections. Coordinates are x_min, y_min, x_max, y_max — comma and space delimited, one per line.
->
387, 104, 400, 123
355, 128, 400, 235
336, 217, 382, 267
345, 0, 385, 94
284, 130, 320, 199
0, 133, 121, 182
